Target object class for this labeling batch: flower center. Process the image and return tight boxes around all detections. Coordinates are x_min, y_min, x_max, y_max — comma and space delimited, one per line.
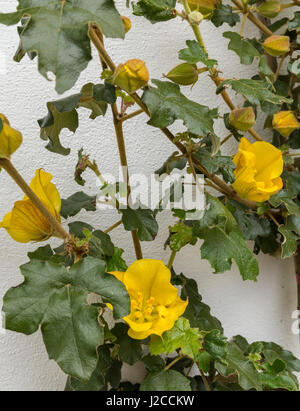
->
130, 292, 167, 323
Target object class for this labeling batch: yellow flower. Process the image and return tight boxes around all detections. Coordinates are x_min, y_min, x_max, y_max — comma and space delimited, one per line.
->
232, 137, 283, 202
263, 35, 290, 57
0, 169, 61, 243
121, 16, 131, 33
109, 259, 188, 340
0, 114, 22, 159
272, 111, 300, 138
112, 59, 149, 94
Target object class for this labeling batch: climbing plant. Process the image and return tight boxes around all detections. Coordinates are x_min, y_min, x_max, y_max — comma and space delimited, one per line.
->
0, 0, 300, 391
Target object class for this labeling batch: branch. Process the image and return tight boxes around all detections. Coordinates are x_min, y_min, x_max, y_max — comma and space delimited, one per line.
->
0, 158, 69, 240
88, 26, 275, 212
89, 26, 143, 260
231, 0, 273, 36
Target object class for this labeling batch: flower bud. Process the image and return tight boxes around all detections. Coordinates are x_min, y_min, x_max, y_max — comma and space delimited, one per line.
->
256, 1, 281, 18
188, 0, 217, 16
112, 59, 149, 93
263, 35, 290, 57
272, 111, 300, 138
165, 63, 199, 85
0, 114, 22, 159
122, 16, 131, 33
188, 10, 204, 25
229, 107, 256, 131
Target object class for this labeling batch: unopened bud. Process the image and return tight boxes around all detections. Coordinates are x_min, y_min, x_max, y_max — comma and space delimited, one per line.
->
273, 111, 300, 138
165, 63, 199, 85
112, 59, 149, 93
188, 10, 204, 25
122, 16, 132, 33
263, 35, 290, 57
256, 1, 281, 18
229, 107, 256, 131
0, 114, 22, 159
188, 0, 217, 16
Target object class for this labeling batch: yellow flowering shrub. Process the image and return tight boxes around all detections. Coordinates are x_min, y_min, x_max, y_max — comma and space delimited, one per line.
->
232, 138, 283, 202
109, 259, 188, 339
0, 169, 61, 243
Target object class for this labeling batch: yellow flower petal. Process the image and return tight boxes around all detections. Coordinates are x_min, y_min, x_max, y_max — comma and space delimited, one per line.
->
0, 200, 52, 243
109, 271, 125, 283
0, 169, 61, 243
26, 169, 61, 220
125, 315, 153, 332
0, 116, 22, 159
124, 259, 178, 305
232, 138, 283, 202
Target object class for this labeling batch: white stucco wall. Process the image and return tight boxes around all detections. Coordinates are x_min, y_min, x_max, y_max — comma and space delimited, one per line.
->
0, 0, 299, 391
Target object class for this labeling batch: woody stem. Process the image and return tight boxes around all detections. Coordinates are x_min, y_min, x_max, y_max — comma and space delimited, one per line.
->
111, 103, 143, 260
167, 250, 177, 270
182, 0, 263, 142
0, 158, 69, 240
89, 26, 143, 260
231, 0, 273, 36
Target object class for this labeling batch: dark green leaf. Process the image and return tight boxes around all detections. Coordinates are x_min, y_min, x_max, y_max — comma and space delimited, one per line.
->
0, 1, 124, 93
70, 257, 130, 319
27, 244, 54, 261
61, 192, 96, 218
227, 201, 271, 241
132, 0, 176, 23
211, 4, 240, 27
69, 221, 94, 238
169, 222, 197, 251
155, 152, 187, 176
203, 330, 227, 362
226, 342, 262, 391
93, 230, 114, 257
269, 190, 300, 218
38, 83, 114, 155
121, 206, 158, 241
142, 80, 217, 135
140, 370, 191, 391
223, 32, 260, 65
200, 226, 259, 281
260, 372, 298, 391
142, 354, 165, 372
106, 359, 122, 388
69, 345, 111, 391
112, 323, 143, 365
261, 342, 300, 373
288, 11, 300, 31
278, 225, 299, 258
180, 276, 223, 332
217, 79, 292, 107
106, 247, 128, 272
41, 287, 103, 381
3, 260, 70, 335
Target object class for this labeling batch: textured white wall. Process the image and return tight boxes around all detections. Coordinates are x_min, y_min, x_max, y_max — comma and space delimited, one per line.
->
0, 0, 299, 391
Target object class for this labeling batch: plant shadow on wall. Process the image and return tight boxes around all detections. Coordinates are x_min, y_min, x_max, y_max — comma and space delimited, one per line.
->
0, 0, 300, 391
